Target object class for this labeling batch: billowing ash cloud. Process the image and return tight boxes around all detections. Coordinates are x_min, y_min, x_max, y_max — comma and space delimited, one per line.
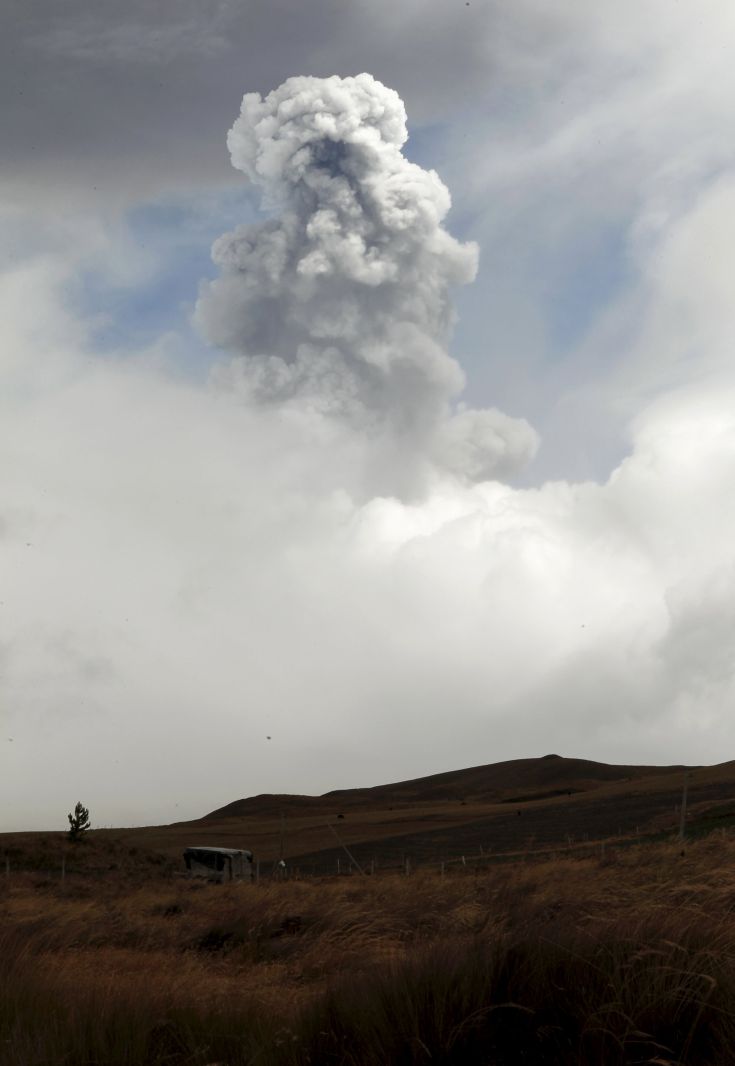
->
196, 74, 537, 493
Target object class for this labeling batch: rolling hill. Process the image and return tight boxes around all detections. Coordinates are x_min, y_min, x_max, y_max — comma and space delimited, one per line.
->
201, 752, 691, 819
3, 754, 734, 878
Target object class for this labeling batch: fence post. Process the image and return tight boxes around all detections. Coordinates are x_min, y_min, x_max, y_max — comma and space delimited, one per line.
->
679, 771, 689, 842
61, 856, 66, 882
405, 857, 411, 876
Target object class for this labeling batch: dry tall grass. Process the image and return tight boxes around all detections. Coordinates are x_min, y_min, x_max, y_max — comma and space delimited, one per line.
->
2, 833, 735, 1064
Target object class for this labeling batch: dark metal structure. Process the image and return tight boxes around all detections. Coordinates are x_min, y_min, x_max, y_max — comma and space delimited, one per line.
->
183, 846, 254, 882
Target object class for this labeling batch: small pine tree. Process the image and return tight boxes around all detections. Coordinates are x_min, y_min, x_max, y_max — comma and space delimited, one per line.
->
67, 801, 91, 842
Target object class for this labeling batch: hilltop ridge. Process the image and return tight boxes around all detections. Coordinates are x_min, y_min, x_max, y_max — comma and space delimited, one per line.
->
200, 753, 691, 821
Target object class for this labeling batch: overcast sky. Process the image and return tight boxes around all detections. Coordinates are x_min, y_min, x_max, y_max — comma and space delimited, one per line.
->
3, 1, 735, 832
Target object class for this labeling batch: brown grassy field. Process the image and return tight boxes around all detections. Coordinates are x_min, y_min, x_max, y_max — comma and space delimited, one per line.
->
3, 830, 735, 1064
4, 756, 735, 1063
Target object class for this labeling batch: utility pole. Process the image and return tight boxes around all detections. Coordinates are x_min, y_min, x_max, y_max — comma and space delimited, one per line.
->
679, 771, 689, 842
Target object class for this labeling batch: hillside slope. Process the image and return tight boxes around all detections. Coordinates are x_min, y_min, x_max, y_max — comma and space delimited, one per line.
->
4, 756, 733, 875
202, 753, 690, 820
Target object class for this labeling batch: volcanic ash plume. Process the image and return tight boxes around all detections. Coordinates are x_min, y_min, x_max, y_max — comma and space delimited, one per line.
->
197, 73, 537, 491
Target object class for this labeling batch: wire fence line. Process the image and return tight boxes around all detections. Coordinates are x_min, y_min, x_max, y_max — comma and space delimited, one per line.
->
4, 827, 716, 885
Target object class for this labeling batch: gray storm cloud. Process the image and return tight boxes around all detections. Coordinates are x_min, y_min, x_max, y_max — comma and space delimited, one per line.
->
196, 74, 537, 493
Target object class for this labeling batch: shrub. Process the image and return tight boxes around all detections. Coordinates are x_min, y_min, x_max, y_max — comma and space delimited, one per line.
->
67, 802, 91, 843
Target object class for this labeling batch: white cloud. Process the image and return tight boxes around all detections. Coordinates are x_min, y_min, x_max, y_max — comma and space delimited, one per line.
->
425, 1, 735, 480
3, 178, 735, 829
3, 10, 735, 829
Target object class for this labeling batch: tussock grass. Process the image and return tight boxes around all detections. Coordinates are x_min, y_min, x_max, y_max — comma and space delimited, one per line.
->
2, 836, 735, 1063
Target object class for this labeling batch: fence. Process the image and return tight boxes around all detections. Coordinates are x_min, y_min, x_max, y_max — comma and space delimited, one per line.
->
5, 825, 730, 886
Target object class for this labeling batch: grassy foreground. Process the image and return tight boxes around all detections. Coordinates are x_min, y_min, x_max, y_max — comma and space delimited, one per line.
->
2, 833, 735, 1064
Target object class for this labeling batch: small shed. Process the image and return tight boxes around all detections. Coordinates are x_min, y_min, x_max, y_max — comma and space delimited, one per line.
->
183, 846, 254, 882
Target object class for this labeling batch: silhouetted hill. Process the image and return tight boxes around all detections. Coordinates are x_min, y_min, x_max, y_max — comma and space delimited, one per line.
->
201, 754, 691, 820
6, 755, 733, 875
